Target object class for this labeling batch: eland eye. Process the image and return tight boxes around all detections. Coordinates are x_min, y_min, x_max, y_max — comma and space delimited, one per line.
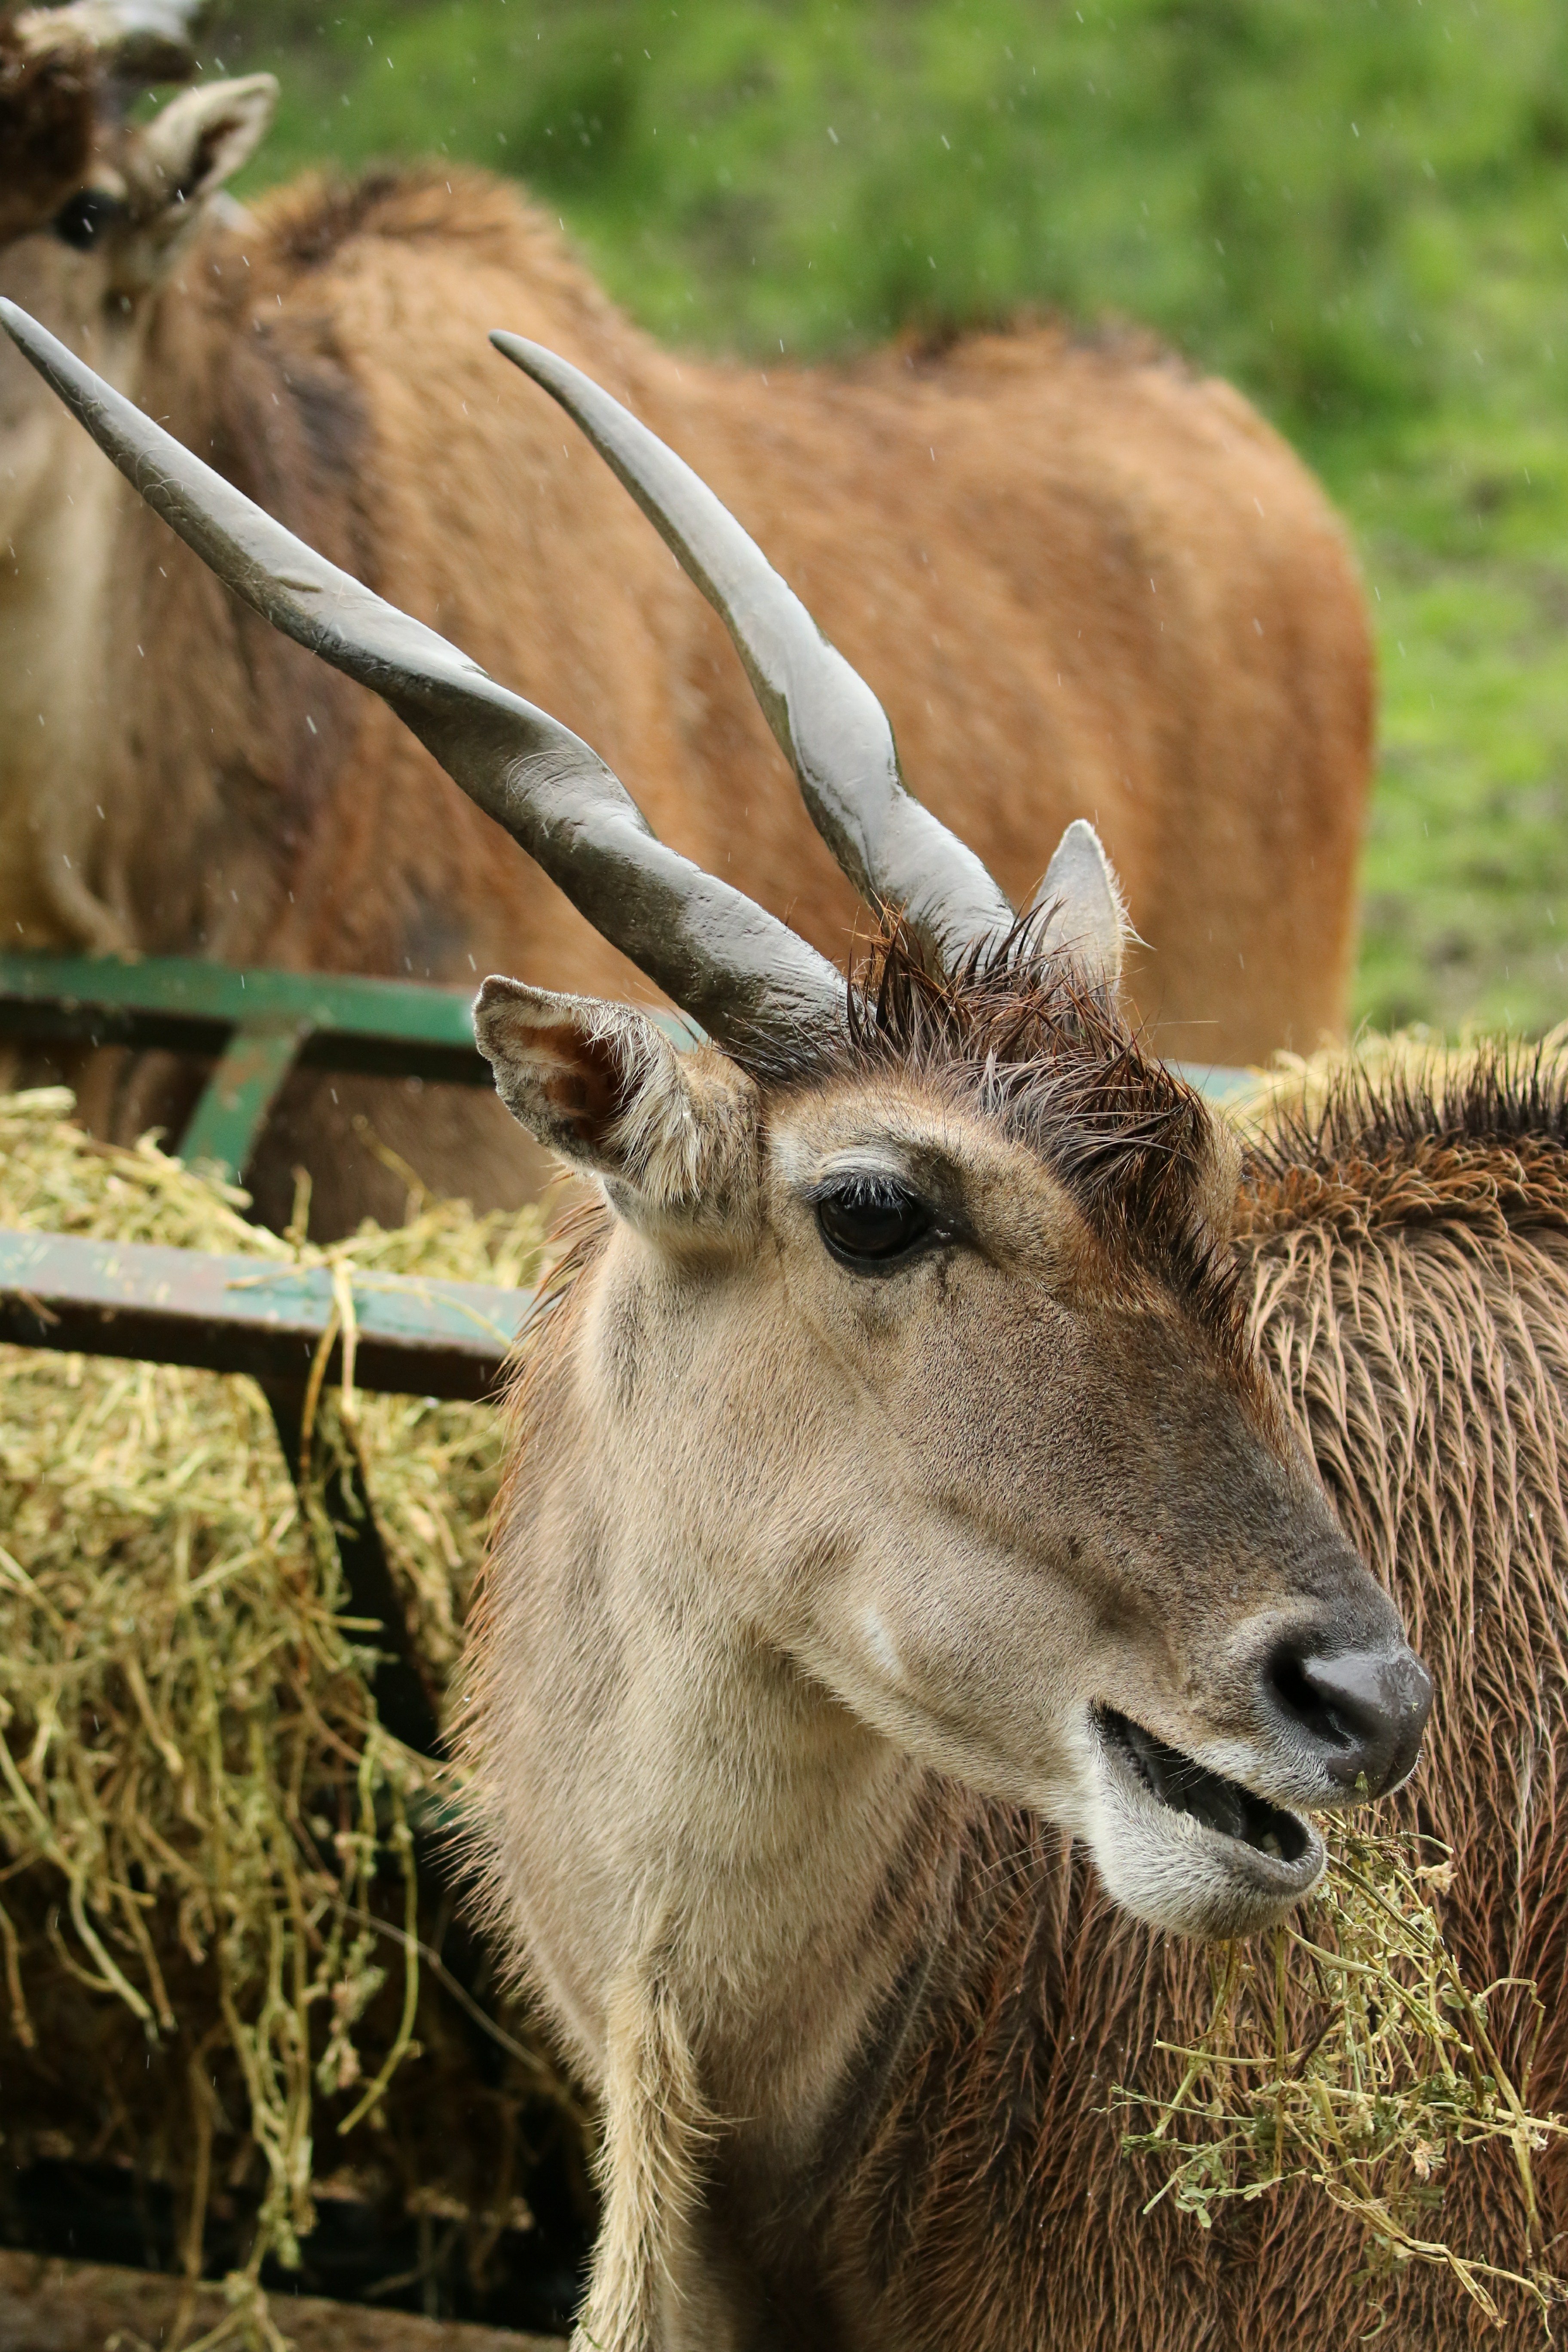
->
52, 188, 128, 251
815, 1176, 936, 1271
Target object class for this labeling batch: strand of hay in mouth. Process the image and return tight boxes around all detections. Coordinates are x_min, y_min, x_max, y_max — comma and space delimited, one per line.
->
1114, 1823, 1566, 2332
0, 1088, 559, 2346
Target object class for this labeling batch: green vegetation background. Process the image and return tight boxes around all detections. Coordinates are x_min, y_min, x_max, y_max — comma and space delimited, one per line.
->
216, 0, 1568, 1040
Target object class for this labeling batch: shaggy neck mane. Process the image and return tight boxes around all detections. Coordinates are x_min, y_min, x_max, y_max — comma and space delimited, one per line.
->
1240, 1041, 1568, 1243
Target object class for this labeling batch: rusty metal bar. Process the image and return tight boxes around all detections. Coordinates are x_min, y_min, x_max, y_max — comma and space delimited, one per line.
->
0, 949, 489, 1073
178, 1018, 311, 1176
0, 1226, 533, 1756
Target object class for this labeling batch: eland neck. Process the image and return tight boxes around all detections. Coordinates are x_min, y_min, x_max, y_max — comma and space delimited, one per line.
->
0, 248, 145, 949
472, 1220, 961, 2180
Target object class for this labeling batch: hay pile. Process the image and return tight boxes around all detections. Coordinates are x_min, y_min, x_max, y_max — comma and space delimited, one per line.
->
0, 1089, 575, 2343
1115, 1824, 1564, 2329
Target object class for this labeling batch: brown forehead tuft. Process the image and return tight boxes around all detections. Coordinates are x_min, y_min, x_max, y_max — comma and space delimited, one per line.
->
766, 916, 1256, 1369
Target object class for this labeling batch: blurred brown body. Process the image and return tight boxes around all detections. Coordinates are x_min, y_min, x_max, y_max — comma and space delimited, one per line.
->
821, 1060, 1568, 2349
1, 114, 1371, 1228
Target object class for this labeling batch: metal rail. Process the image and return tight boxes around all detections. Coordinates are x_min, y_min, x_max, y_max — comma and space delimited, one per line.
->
0, 1227, 531, 1397
0, 950, 494, 1180
0, 950, 706, 1182
0, 1226, 536, 1755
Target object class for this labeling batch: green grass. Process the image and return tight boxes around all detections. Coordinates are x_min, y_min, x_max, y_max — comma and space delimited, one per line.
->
210, 0, 1568, 1040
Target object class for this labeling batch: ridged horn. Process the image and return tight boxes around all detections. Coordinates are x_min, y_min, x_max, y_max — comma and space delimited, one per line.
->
492, 332, 1017, 968
0, 299, 847, 1062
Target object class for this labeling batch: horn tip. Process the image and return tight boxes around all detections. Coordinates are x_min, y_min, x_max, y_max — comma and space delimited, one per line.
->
490, 331, 560, 389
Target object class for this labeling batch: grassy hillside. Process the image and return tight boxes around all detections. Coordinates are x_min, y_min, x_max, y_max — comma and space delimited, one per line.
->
210, 0, 1568, 1039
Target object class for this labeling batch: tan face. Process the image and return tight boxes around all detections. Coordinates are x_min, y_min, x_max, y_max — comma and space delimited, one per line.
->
0, 74, 276, 547
477, 979, 1432, 1943
736, 1075, 1418, 1936
0, 71, 277, 943
0, 205, 149, 947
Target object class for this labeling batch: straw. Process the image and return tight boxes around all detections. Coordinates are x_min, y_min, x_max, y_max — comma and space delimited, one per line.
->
1115, 1822, 1565, 2330
0, 1088, 569, 2346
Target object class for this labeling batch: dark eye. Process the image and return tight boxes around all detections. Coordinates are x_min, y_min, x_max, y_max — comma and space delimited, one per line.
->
815, 1177, 936, 1272
52, 188, 127, 252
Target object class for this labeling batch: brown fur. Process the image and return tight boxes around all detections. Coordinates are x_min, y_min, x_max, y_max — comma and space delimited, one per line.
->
2, 134, 1372, 1230
0, 11, 94, 244
840, 925, 1262, 1370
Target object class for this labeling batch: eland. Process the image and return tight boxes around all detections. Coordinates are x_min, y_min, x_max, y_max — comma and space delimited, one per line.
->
0, 295, 1436, 2349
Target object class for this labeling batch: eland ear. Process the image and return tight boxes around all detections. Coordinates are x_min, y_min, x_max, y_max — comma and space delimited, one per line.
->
134, 74, 276, 217
1027, 820, 1130, 996
474, 978, 759, 1231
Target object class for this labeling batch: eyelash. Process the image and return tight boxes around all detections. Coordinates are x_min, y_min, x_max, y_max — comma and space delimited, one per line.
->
813, 1176, 945, 1272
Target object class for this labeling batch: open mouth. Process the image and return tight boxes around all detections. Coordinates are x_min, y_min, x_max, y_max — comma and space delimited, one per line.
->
1097, 1706, 1312, 1866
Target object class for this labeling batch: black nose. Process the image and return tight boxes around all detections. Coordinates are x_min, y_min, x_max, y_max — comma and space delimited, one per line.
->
1264, 1638, 1433, 1797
